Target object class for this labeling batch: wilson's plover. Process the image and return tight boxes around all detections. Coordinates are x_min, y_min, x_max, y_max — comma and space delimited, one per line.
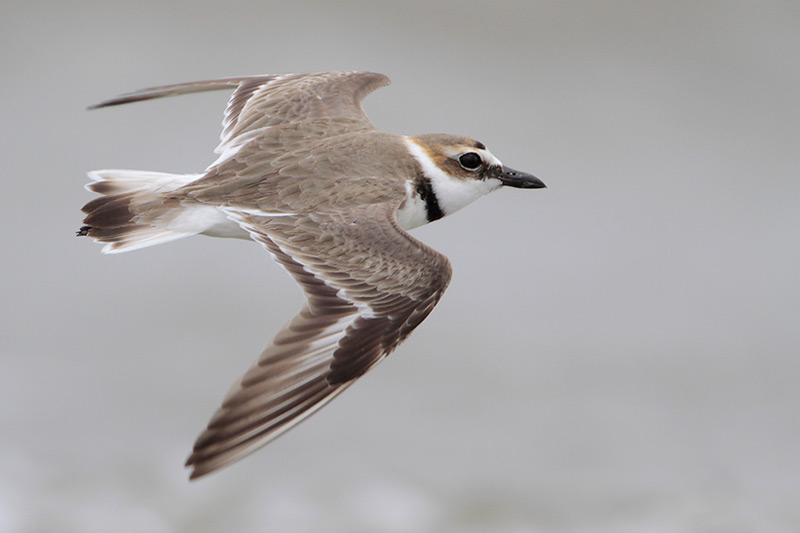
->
79, 71, 546, 479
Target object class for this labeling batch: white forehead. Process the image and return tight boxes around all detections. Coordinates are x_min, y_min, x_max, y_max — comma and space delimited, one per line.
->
479, 148, 503, 167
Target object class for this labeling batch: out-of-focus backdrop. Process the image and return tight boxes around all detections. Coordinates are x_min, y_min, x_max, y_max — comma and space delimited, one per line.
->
2, 1, 798, 531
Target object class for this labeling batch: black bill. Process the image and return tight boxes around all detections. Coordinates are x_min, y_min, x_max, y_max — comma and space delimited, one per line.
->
497, 166, 546, 189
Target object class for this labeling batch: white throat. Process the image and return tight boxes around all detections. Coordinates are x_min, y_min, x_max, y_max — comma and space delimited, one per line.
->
403, 137, 501, 225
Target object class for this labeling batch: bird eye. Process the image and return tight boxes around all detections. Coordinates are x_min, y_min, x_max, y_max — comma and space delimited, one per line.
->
458, 152, 482, 171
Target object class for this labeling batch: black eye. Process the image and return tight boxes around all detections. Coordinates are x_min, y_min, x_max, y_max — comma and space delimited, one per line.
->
458, 152, 482, 170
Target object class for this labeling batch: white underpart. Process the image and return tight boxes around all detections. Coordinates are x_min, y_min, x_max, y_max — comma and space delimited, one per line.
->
138, 202, 251, 240
395, 180, 429, 230
211, 207, 299, 240
190, 207, 252, 239
403, 137, 503, 219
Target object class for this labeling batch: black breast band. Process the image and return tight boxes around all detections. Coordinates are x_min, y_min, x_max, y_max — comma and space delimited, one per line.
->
415, 176, 444, 222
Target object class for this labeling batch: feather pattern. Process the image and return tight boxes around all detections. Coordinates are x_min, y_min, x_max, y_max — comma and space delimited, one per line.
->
185, 205, 450, 478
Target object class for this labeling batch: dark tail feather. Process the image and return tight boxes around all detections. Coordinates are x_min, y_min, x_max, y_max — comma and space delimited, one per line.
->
78, 169, 198, 253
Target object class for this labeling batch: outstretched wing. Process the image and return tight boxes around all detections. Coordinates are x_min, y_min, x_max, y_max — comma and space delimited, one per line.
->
89, 71, 391, 152
186, 203, 452, 479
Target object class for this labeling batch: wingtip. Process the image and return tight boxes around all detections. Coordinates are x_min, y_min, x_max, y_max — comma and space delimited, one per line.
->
187, 468, 204, 481
185, 455, 201, 480
185, 454, 218, 481
87, 103, 111, 111
87, 95, 150, 110
87, 99, 121, 111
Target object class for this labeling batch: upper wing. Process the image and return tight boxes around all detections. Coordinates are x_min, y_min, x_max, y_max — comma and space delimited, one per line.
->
185, 204, 452, 479
89, 71, 391, 153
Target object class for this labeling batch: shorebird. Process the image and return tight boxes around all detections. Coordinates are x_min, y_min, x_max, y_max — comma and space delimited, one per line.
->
79, 71, 546, 479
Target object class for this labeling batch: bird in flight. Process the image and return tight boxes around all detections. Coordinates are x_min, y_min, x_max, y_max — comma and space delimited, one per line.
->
79, 71, 546, 479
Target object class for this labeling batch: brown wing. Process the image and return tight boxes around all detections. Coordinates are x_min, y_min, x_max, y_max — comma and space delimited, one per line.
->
185, 204, 452, 479
88, 71, 391, 152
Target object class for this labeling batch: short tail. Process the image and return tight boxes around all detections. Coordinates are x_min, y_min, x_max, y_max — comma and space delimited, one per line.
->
78, 169, 201, 254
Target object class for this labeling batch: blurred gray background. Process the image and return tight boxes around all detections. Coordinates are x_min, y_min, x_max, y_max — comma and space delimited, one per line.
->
2, 1, 799, 531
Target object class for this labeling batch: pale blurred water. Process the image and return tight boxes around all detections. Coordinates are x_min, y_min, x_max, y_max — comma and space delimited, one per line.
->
2, 1, 799, 531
